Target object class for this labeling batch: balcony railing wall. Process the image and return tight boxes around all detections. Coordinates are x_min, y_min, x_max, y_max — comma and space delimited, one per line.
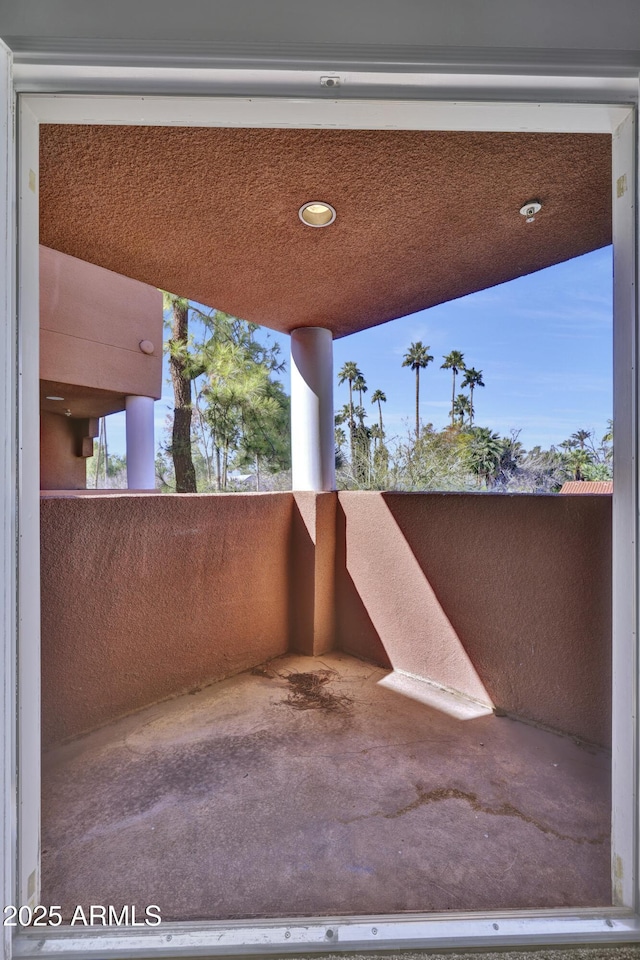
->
41, 491, 611, 749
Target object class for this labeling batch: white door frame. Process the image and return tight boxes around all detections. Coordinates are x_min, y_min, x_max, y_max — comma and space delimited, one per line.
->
3, 74, 639, 958
0, 37, 17, 960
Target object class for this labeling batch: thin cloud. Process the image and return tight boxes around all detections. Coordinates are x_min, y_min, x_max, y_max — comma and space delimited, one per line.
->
489, 370, 611, 392
507, 306, 612, 326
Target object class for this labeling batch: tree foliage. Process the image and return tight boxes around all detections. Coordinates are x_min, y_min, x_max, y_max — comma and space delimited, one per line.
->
159, 298, 612, 497
166, 293, 197, 492
441, 350, 465, 424
162, 296, 290, 492
334, 343, 612, 494
402, 342, 434, 439
460, 367, 484, 425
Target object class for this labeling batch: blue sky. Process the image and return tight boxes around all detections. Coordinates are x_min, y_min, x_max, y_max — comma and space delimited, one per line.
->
104, 245, 612, 456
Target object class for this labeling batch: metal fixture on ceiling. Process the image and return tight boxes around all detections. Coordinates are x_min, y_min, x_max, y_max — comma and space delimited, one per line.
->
299, 202, 336, 227
520, 201, 542, 223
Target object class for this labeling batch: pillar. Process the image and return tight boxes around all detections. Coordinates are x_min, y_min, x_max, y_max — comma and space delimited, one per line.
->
125, 395, 155, 489
290, 491, 336, 655
290, 327, 335, 491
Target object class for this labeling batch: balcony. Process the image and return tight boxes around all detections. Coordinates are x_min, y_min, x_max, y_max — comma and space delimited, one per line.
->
36, 118, 614, 922
40, 489, 612, 920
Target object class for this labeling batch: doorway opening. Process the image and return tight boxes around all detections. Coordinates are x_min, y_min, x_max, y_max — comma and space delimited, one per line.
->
15, 92, 637, 954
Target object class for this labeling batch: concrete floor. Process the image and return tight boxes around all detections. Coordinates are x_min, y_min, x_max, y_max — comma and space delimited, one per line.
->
42, 653, 611, 921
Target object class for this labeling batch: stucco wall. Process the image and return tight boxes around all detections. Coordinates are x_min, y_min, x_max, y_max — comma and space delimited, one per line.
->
40, 411, 87, 490
41, 493, 292, 746
336, 492, 611, 747
40, 244, 163, 400
42, 490, 612, 749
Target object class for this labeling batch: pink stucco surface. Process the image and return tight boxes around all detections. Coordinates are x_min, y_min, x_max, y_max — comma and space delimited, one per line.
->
41, 491, 612, 748
290, 492, 336, 656
41, 493, 292, 746
40, 411, 87, 491
336, 492, 612, 746
40, 244, 163, 401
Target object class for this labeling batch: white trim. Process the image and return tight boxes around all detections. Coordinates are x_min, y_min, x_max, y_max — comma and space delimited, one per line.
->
11, 911, 640, 958
20, 92, 630, 133
611, 103, 639, 910
6, 33, 640, 76
16, 96, 40, 916
10, 63, 640, 103
0, 37, 16, 960
10, 86, 640, 957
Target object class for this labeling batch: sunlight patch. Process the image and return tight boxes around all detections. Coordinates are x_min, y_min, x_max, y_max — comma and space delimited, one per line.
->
378, 670, 493, 721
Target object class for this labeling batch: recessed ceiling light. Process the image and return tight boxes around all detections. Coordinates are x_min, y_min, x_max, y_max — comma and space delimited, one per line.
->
299, 201, 336, 227
45, 395, 65, 401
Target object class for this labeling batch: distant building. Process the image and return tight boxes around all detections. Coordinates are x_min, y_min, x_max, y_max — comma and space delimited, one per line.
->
559, 480, 613, 494
40, 246, 163, 490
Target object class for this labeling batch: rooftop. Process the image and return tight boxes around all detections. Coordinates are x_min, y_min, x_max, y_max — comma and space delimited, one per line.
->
560, 481, 614, 494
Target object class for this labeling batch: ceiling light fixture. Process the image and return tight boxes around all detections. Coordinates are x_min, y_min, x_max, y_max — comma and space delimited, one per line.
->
520, 200, 542, 223
299, 201, 336, 227
45, 395, 65, 401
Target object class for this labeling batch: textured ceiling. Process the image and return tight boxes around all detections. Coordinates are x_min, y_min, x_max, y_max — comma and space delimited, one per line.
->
40, 380, 127, 419
39, 126, 611, 339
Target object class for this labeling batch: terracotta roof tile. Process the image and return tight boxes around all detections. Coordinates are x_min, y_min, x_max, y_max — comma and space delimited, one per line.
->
559, 481, 613, 494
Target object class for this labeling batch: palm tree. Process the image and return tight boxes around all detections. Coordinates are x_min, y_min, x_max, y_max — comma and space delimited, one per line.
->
371, 389, 387, 444
468, 426, 502, 487
567, 447, 593, 481
337, 361, 360, 421
402, 342, 434, 439
452, 393, 472, 427
460, 367, 484, 425
571, 428, 592, 450
369, 423, 383, 445
353, 374, 368, 425
352, 404, 367, 426
441, 350, 466, 424
337, 361, 362, 464
334, 425, 347, 469
353, 373, 367, 405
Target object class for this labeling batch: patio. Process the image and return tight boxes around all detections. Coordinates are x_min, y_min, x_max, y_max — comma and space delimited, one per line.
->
40, 489, 612, 920
36, 121, 614, 922
42, 652, 610, 921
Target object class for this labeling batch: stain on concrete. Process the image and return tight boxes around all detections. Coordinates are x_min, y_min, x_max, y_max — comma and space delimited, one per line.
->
350, 784, 609, 846
283, 670, 353, 713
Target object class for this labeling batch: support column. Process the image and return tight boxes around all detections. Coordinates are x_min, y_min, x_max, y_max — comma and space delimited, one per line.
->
290, 327, 335, 491
125, 395, 156, 489
290, 492, 336, 655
